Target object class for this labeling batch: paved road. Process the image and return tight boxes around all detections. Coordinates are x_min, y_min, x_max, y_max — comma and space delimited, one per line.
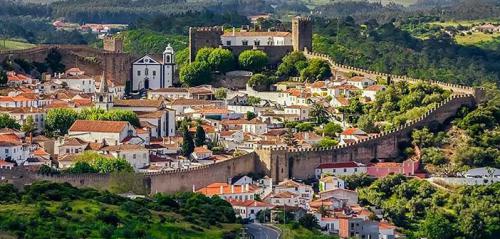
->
245, 223, 280, 239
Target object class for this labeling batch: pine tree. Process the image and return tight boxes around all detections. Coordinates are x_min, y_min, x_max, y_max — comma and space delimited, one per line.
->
181, 126, 195, 157
283, 128, 298, 147
0, 70, 7, 86
21, 115, 37, 134
194, 125, 206, 147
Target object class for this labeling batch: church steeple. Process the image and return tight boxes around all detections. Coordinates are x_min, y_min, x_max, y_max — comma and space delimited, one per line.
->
163, 44, 175, 64
93, 72, 113, 110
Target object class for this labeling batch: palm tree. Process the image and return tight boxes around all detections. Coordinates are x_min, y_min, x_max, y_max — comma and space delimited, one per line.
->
309, 103, 330, 125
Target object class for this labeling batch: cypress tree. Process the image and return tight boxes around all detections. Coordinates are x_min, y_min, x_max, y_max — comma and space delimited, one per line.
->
194, 125, 206, 147
181, 126, 195, 157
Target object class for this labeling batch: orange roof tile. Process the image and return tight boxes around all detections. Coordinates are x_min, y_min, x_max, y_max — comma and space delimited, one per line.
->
69, 120, 129, 133
196, 182, 258, 196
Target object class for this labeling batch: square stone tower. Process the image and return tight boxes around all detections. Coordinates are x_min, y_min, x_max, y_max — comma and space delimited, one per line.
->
188, 27, 223, 62
103, 36, 123, 53
292, 16, 313, 52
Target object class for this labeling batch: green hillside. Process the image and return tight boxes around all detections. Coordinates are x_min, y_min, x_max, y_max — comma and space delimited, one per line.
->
0, 39, 36, 50
0, 181, 241, 238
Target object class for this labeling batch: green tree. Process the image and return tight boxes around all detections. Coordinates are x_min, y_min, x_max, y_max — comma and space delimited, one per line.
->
68, 161, 97, 174
195, 48, 214, 63
246, 111, 256, 120
298, 213, 319, 230
283, 128, 298, 147
45, 48, 65, 73
339, 173, 375, 190
300, 58, 331, 82
316, 137, 339, 148
418, 211, 457, 239
0, 113, 20, 129
357, 115, 380, 133
421, 147, 447, 165
45, 108, 78, 135
179, 61, 212, 86
296, 122, 314, 132
207, 48, 235, 73
214, 88, 227, 100
0, 70, 7, 86
194, 125, 206, 147
181, 126, 195, 157
248, 73, 271, 91
309, 103, 330, 125
411, 127, 435, 148
238, 50, 268, 72
21, 115, 37, 134
247, 96, 261, 106
323, 122, 343, 137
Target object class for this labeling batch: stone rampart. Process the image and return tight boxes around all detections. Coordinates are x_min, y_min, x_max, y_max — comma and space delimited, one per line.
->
256, 94, 476, 182
0, 45, 134, 85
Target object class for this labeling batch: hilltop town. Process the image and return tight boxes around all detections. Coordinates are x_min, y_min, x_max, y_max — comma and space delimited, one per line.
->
0, 7, 499, 239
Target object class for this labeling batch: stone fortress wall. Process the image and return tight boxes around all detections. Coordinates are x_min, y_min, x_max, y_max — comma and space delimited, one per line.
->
0, 44, 133, 85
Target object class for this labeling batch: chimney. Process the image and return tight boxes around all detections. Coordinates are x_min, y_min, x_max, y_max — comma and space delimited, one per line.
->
192, 184, 196, 192
231, 185, 235, 193
245, 184, 249, 192
219, 185, 224, 194
232, 27, 236, 36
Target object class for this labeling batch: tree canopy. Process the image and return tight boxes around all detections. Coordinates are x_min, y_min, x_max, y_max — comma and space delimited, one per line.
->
238, 50, 268, 72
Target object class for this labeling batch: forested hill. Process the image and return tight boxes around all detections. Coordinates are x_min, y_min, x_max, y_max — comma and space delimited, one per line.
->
313, 17, 500, 86
0, 181, 241, 238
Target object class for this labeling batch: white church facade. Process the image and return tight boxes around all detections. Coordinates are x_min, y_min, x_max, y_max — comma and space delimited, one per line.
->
131, 44, 175, 92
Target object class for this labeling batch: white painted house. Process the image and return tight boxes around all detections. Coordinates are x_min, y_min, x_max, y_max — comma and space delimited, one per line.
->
68, 120, 137, 145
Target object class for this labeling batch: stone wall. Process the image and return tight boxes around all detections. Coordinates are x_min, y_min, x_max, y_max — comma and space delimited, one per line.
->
225, 45, 292, 65
148, 152, 258, 193
0, 45, 134, 85
256, 94, 476, 182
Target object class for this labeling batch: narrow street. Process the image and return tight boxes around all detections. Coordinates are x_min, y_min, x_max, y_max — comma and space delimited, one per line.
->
244, 223, 280, 239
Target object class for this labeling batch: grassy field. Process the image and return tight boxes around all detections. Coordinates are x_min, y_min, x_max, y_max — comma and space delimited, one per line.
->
428, 19, 500, 27
276, 224, 338, 239
0, 39, 36, 50
455, 32, 500, 45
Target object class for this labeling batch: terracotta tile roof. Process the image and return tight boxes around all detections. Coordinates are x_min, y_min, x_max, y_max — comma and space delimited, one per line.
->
188, 86, 213, 95
0, 160, 15, 166
7, 71, 33, 82
196, 182, 258, 196
365, 85, 386, 91
335, 84, 359, 90
170, 99, 214, 106
310, 81, 326, 88
101, 144, 147, 151
193, 146, 212, 154
379, 221, 397, 229
114, 99, 163, 108
341, 128, 367, 136
189, 125, 215, 134
221, 118, 265, 125
369, 162, 401, 168
62, 137, 88, 146
219, 130, 238, 137
33, 148, 49, 156
317, 162, 364, 169
277, 179, 305, 188
222, 31, 291, 37
69, 120, 129, 133
0, 133, 22, 143
136, 111, 165, 118
151, 87, 189, 93
229, 199, 272, 208
272, 191, 297, 199
287, 105, 310, 109
334, 96, 349, 106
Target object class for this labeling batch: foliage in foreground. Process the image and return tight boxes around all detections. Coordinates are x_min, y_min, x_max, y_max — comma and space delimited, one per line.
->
0, 181, 239, 239
358, 174, 500, 239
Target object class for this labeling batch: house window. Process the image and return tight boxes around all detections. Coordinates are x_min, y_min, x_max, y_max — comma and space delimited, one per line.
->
242, 40, 248, 46
153, 71, 156, 76
133, 154, 136, 159
145, 68, 149, 76
226, 41, 231, 46
254, 40, 260, 46
354, 168, 358, 172
5, 149, 8, 154
344, 168, 347, 172
137, 70, 141, 76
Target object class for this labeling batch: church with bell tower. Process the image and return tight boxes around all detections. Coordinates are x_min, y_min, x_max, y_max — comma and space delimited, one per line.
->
93, 73, 114, 110
131, 44, 175, 92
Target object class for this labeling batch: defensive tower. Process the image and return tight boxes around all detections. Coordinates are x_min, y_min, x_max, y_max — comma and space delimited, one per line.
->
292, 16, 313, 52
188, 27, 223, 62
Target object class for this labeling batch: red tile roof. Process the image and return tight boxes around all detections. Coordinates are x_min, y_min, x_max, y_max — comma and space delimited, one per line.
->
69, 120, 129, 133
317, 162, 363, 169
228, 199, 272, 208
196, 182, 258, 196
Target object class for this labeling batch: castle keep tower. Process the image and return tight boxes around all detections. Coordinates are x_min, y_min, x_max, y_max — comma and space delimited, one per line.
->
188, 27, 223, 62
292, 16, 313, 52
103, 36, 123, 53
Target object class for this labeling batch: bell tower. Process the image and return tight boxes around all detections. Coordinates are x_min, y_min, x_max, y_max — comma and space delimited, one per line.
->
93, 73, 114, 110
162, 44, 175, 88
